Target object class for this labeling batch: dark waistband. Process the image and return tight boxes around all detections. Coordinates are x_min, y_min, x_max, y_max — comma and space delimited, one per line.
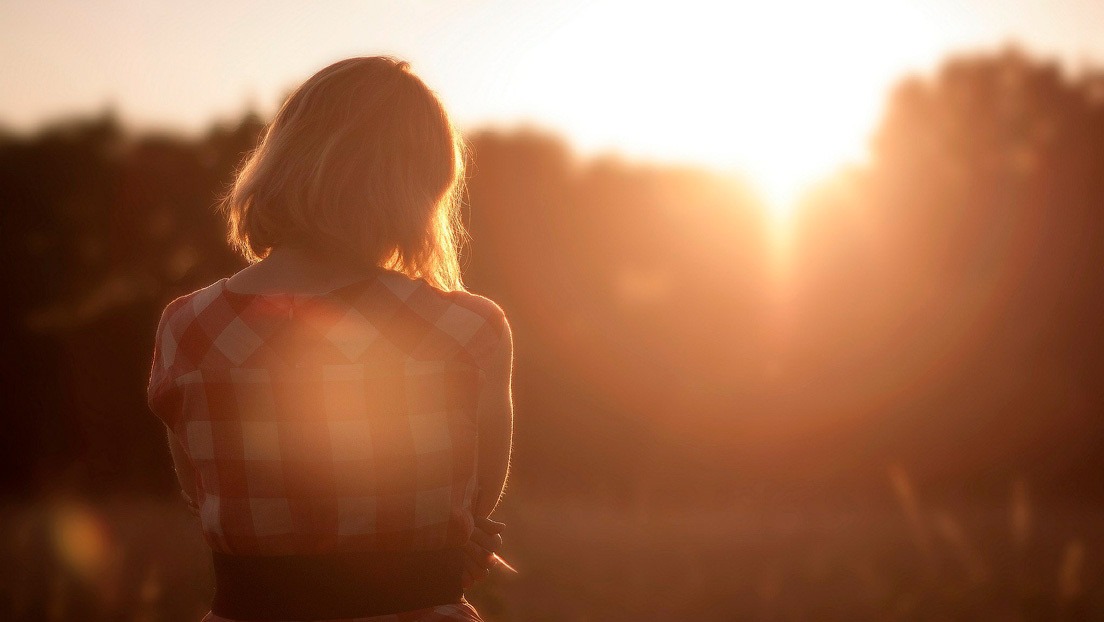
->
210, 547, 464, 621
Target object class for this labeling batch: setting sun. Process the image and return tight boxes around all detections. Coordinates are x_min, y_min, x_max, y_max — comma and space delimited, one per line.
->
504, 0, 950, 218
4, 0, 1093, 222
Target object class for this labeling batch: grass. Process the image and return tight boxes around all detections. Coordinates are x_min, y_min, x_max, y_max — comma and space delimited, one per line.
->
1, 473, 1100, 621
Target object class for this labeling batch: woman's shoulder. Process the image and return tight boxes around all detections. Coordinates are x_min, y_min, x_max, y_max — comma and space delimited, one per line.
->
433, 287, 509, 330
375, 272, 510, 367
154, 278, 227, 333
423, 286, 510, 371
377, 271, 508, 330
148, 278, 228, 422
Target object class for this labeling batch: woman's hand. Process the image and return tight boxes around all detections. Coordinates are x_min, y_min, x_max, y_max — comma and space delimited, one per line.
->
181, 489, 201, 518
462, 516, 506, 589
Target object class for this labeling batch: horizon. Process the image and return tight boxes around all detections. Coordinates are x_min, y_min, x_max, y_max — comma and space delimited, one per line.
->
5, 0, 1104, 211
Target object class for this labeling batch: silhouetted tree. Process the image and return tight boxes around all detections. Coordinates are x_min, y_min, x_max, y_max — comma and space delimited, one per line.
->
1, 47, 1102, 503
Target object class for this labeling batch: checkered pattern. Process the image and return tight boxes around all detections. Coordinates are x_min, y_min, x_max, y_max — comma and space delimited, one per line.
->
148, 270, 508, 560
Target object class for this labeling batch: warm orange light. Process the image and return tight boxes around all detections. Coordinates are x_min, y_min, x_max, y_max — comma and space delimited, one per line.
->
511, 0, 949, 223
51, 501, 114, 581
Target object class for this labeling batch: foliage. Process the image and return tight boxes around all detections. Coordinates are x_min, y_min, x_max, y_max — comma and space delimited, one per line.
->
1, 48, 1102, 506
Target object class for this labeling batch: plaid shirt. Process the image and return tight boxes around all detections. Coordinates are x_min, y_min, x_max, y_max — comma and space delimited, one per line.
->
147, 269, 508, 559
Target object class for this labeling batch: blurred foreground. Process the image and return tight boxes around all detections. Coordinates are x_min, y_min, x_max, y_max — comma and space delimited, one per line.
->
4, 483, 1100, 621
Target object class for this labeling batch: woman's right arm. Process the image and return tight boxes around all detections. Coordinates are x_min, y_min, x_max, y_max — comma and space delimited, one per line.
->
473, 316, 514, 519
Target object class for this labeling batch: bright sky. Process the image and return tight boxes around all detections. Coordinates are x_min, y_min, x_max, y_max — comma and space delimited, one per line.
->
4, 0, 1104, 209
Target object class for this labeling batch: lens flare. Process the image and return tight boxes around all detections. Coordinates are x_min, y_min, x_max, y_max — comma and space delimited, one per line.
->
51, 502, 113, 581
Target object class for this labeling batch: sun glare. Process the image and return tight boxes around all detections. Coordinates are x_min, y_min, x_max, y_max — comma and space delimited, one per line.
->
510, 0, 945, 221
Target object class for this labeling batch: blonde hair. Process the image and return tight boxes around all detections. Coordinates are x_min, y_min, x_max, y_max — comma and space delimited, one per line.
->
218, 56, 468, 291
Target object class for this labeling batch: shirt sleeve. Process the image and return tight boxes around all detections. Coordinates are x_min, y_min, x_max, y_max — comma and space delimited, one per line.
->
147, 299, 185, 430
462, 295, 510, 374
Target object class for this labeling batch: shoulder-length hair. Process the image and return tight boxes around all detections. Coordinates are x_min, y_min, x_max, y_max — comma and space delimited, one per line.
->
218, 56, 468, 291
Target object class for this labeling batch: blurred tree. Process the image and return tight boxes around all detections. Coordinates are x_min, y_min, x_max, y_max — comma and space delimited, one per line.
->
791, 45, 1104, 497
0, 48, 1101, 504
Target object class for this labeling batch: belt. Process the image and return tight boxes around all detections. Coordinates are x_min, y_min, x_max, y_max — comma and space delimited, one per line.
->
210, 547, 465, 620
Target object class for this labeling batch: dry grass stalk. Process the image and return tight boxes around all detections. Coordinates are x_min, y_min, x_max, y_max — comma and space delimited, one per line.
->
1058, 538, 1084, 602
888, 464, 935, 570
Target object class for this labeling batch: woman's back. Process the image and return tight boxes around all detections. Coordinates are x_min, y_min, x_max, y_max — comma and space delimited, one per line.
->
146, 55, 514, 622
149, 267, 508, 555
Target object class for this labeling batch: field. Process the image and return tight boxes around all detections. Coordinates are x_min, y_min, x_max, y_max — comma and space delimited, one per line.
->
2, 480, 1100, 621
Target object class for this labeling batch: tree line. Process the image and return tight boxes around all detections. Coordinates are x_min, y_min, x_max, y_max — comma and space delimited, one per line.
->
2, 46, 1101, 504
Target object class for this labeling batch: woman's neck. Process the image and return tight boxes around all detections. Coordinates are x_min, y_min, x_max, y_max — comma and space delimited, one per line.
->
226, 244, 375, 295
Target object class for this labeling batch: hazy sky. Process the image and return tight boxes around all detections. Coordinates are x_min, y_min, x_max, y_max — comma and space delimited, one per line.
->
4, 0, 1104, 203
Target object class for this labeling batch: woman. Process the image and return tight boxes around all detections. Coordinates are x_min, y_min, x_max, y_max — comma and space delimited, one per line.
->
147, 56, 514, 622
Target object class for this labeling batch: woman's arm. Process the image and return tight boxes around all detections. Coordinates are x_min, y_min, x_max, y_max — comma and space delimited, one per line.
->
473, 317, 514, 519
166, 425, 201, 516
